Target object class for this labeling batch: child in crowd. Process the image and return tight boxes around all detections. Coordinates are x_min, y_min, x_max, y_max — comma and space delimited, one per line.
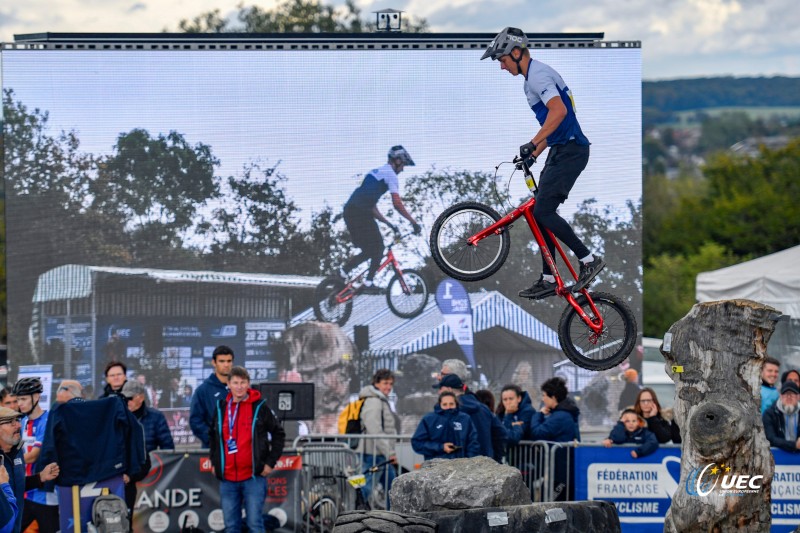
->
412, 391, 480, 461
603, 409, 659, 458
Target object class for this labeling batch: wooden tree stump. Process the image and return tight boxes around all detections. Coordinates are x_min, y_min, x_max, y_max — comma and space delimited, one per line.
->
662, 299, 782, 533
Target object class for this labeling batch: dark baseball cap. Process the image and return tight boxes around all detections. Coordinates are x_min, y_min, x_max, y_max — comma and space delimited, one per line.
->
434, 374, 464, 390
781, 381, 800, 395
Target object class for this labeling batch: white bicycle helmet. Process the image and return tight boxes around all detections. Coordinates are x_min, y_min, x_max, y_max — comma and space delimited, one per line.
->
388, 145, 415, 166
481, 27, 529, 61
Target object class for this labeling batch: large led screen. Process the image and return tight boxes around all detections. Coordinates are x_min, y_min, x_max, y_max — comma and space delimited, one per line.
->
2, 40, 641, 438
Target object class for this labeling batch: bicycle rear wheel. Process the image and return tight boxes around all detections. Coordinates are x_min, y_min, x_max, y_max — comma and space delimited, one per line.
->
313, 277, 353, 326
386, 269, 429, 318
430, 202, 510, 282
558, 291, 637, 371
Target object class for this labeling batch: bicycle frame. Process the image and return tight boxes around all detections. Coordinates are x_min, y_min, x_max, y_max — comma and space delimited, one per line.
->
334, 234, 414, 305
467, 159, 604, 335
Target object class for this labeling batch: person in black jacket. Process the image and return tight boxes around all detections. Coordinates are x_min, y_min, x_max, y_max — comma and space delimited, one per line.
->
121, 380, 174, 529
603, 409, 659, 458
763, 381, 800, 453
633, 387, 681, 444
100, 361, 128, 399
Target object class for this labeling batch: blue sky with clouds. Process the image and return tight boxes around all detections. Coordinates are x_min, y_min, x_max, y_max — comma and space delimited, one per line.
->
2, 0, 799, 80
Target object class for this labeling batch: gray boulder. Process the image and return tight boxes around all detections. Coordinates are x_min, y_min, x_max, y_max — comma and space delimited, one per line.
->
390, 456, 531, 514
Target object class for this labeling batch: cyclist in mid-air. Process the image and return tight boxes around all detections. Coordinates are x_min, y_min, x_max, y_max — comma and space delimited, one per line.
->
340, 146, 422, 294
482, 27, 604, 300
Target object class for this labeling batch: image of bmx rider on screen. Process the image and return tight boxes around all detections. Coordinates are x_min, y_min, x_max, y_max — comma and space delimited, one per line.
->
339, 145, 422, 294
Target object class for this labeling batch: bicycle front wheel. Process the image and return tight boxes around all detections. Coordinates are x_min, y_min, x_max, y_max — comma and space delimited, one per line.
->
558, 291, 637, 371
386, 269, 429, 319
313, 277, 353, 326
430, 202, 510, 282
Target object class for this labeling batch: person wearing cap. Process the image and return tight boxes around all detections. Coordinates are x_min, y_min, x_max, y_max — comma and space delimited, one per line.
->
436, 374, 507, 462
356, 369, 399, 509
481, 27, 603, 300
339, 146, 422, 294
617, 368, 641, 411
121, 379, 173, 528
122, 380, 174, 454
0, 406, 59, 533
13, 377, 59, 532
763, 380, 800, 453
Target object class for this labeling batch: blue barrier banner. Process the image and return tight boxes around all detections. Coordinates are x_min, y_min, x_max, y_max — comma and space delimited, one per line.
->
575, 446, 680, 533
575, 446, 800, 532
771, 449, 800, 532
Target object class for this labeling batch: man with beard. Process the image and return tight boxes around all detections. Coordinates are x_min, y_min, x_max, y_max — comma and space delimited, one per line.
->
763, 380, 800, 453
0, 407, 59, 533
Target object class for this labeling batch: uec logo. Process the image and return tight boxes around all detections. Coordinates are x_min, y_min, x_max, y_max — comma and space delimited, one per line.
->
686, 463, 764, 496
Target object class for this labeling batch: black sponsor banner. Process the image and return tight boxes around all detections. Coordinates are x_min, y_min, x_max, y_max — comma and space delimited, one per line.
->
134, 452, 300, 532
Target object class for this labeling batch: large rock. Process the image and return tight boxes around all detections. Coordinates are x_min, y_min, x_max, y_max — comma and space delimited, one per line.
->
390, 456, 531, 513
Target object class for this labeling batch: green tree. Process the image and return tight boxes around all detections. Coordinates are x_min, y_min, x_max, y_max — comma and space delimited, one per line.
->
177, 0, 427, 34
92, 129, 220, 242
644, 243, 738, 337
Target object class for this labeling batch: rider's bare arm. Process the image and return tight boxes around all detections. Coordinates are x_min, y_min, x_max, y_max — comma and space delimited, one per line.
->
371, 206, 396, 230
390, 193, 418, 227
531, 97, 567, 149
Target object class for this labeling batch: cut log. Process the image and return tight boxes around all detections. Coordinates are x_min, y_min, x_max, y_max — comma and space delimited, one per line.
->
662, 299, 782, 533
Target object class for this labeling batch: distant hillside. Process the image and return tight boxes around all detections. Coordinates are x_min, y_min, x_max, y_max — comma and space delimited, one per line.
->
643, 76, 800, 127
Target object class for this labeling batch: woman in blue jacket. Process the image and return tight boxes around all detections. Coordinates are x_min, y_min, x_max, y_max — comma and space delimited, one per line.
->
496, 385, 536, 446
412, 392, 480, 461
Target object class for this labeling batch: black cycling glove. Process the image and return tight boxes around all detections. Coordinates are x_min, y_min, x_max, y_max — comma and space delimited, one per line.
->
412, 222, 422, 235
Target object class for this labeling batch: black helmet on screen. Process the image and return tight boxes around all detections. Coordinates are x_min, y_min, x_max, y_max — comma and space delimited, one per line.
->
388, 145, 415, 166
12, 377, 44, 396
481, 27, 529, 60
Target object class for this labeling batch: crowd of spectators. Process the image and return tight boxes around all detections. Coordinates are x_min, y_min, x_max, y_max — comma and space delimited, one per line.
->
2, 346, 796, 531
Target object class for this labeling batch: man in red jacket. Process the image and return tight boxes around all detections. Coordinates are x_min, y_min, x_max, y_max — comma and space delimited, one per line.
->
210, 366, 285, 533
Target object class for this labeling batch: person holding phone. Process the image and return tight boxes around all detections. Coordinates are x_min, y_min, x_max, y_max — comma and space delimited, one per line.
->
412, 391, 480, 461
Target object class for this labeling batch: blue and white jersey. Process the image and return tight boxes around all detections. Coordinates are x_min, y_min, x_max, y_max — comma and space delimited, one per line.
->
524, 60, 589, 147
22, 411, 58, 505
345, 163, 400, 210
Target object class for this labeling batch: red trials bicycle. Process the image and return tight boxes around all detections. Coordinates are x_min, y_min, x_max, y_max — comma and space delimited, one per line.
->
429, 155, 636, 371
314, 232, 429, 326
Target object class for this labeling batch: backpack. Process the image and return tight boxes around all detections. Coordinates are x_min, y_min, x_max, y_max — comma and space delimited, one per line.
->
338, 398, 365, 448
91, 494, 129, 533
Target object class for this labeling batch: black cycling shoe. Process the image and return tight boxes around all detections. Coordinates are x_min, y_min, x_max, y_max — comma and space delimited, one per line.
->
358, 284, 384, 295
572, 256, 605, 292
519, 277, 557, 300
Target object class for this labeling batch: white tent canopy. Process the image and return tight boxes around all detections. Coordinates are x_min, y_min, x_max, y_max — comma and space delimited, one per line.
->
696, 245, 800, 318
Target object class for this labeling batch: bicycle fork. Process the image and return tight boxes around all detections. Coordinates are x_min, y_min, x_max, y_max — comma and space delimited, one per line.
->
521, 208, 605, 337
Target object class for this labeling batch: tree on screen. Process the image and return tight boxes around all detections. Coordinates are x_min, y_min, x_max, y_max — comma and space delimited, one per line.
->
175, 0, 428, 33
197, 160, 349, 275
93, 129, 220, 238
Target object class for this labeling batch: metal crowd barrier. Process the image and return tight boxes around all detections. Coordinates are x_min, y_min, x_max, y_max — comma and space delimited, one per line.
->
294, 442, 361, 532
293, 434, 578, 509
504, 440, 576, 502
